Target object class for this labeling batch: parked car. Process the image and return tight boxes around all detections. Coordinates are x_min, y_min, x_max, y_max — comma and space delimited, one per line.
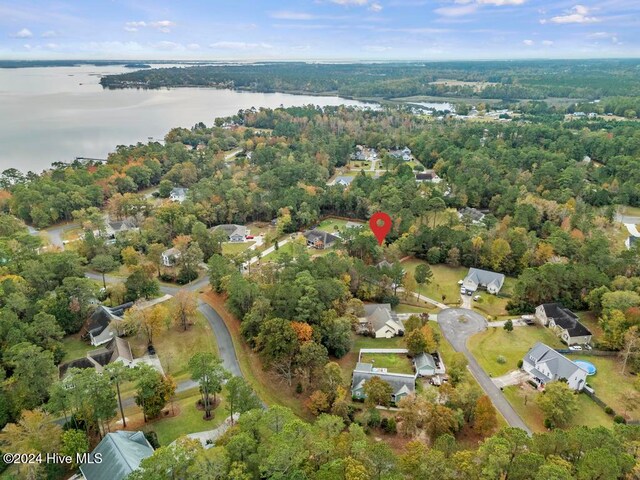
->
246, 235, 254, 239
569, 345, 583, 351
460, 286, 466, 294
457, 280, 464, 285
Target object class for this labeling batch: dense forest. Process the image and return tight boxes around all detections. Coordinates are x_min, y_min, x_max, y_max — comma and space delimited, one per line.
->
99, 60, 640, 101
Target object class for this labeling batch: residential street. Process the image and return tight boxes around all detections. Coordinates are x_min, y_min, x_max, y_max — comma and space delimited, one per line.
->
437, 308, 532, 435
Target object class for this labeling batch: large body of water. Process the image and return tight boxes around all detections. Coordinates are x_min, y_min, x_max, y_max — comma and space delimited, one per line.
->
0, 65, 368, 172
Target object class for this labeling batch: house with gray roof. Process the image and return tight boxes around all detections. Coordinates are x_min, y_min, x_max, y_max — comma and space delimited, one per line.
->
358, 304, 404, 338
335, 176, 355, 187
169, 187, 188, 203
462, 267, 505, 295
84, 303, 133, 346
522, 342, 588, 391
211, 224, 248, 242
535, 303, 592, 346
161, 247, 181, 267
351, 367, 415, 404
414, 352, 446, 377
59, 337, 134, 377
80, 430, 154, 480
458, 207, 486, 225
104, 217, 138, 238
303, 229, 339, 250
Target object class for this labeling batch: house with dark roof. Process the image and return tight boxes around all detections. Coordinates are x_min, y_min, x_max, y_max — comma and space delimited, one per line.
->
211, 224, 248, 242
458, 207, 485, 224
303, 229, 339, 250
351, 363, 415, 404
84, 303, 133, 346
535, 303, 592, 345
105, 217, 137, 238
59, 337, 134, 377
462, 267, 505, 295
358, 304, 404, 338
415, 170, 441, 183
522, 342, 588, 391
80, 430, 154, 480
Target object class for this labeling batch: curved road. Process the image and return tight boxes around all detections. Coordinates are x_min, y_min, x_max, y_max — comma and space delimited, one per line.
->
438, 308, 532, 435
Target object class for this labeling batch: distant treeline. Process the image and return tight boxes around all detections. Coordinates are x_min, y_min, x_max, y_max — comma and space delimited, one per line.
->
99, 59, 640, 100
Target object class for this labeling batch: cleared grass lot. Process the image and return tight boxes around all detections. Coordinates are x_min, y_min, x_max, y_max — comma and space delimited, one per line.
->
467, 325, 564, 377
401, 259, 466, 305
359, 352, 414, 375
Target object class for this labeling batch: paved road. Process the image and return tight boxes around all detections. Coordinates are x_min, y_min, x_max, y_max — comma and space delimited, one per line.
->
615, 213, 640, 224
40, 222, 80, 249
437, 308, 532, 435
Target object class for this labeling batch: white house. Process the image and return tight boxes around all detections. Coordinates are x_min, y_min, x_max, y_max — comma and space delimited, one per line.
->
358, 304, 404, 338
169, 187, 188, 203
522, 342, 588, 391
162, 247, 181, 267
535, 303, 592, 346
211, 224, 248, 243
462, 267, 505, 295
334, 176, 355, 187
351, 362, 415, 404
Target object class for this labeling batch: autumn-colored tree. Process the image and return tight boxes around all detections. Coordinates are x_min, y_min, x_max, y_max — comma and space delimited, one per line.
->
536, 382, 577, 427
363, 376, 393, 407
421, 324, 439, 352
173, 290, 198, 331
405, 329, 427, 357
473, 395, 498, 435
121, 245, 140, 266
123, 304, 168, 345
291, 321, 314, 343
305, 390, 329, 416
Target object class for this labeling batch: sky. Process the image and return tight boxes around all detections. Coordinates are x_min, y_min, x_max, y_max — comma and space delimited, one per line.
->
0, 0, 638, 60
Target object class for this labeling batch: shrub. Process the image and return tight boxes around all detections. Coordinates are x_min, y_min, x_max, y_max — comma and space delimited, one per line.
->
517, 359, 523, 369
295, 383, 303, 394
144, 431, 160, 449
614, 415, 626, 424
496, 355, 506, 365
383, 417, 397, 434
605, 406, 614, 415
367, 409, 381, 428
544, 418, 555, 430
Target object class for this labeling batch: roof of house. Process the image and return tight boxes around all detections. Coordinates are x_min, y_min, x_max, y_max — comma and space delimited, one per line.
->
363, 304, 402, 333
540, 303, 592, 338
377, 260, 394, 269
211, 224, 247, 238
352, 371, 415, 397
108, 218, 136, 232
162, 247, 181, 257
59, 337, 134, 377
458, 207, 485, 222
170, 187, 188, 196
524, 342, 587, 381
415, 170, 438, 181
335, 176, 355, 185
463, 267, 505, 291
80, 431, 154, 480
414, 352, 436, 371
303, 229, 339, 246
86, 303, 132, 337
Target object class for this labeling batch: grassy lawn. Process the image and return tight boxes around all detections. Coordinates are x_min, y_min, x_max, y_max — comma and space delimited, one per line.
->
128, 310, 219, 384
577, 311, 603, 340
395, 304, 433, 314
262, 241, 296, 261
359, 352, 414, 375
570, 355, 638, 417
61, 334, 97, 362
503, 385, 613, 433
401, 259, 466, 305
617, 205, 640, 217
467, 325, 564, 377
144, 389, 227, 446
222, 241, 255, 256
338, 335, 405, 384
62, 227, 84, 242
315, 217, 364, 234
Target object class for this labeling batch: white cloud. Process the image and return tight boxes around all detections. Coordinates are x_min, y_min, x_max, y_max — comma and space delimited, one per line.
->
362, 45, 392, 52
149, 20, 175, 33
187, 43, 201, 50
152, 41, 180, 50
548, 5, 599, 24
270, 11, 314, 20
523, 39, 534, 45
41, 30, 58, 38
210, 41, 273, 50
588, 31, 621, 44
10, 28, 33, 38
435, 4, 478, 16
369, 2, 383, 11
542, 40, 554, 45
44, 43, 58, 49
124, 21, 146, 32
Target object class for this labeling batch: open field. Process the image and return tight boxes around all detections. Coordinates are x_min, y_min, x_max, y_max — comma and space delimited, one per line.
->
359, 352, 414, 375
467, 325, 564, 377
128, 309, 219, 383
503, 384, 612, 433
395, 304, 433, 314
401, 259, 466, 305
570, 354, 638, 418
222, 241, 255, 256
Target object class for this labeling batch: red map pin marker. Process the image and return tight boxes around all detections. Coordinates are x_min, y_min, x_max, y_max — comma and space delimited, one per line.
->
369, 211, 392, 245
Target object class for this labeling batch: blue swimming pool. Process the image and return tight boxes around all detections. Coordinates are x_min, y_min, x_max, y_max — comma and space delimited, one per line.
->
575, 360, 597, 375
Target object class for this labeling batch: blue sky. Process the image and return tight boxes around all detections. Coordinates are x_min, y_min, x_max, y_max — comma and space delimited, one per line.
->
1, 0, 638, 60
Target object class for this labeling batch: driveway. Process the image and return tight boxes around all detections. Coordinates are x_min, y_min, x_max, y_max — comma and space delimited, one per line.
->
492, 370, 530, 389
437, 308, 532, 434
42, 222, 80, 249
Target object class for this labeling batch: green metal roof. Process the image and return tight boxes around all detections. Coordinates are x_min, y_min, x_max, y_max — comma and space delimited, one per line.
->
80, 431, 154, 480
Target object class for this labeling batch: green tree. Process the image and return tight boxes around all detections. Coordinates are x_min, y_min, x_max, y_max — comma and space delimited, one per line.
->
125, 264, 160, 300
405, 329, 427, 357
90, 254, 118, 289
536, 382, 578, 427
414, 264, 433, 302
134, 364, 175, 421
129, 437, 203, 480
188, 352, 230, 419
61, 429, 89, 469
226, 376, 261, 424
4, 342, 56, 411
363, 377, 393, 407
104, 362, 133, 428
503, 319, 514, 333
